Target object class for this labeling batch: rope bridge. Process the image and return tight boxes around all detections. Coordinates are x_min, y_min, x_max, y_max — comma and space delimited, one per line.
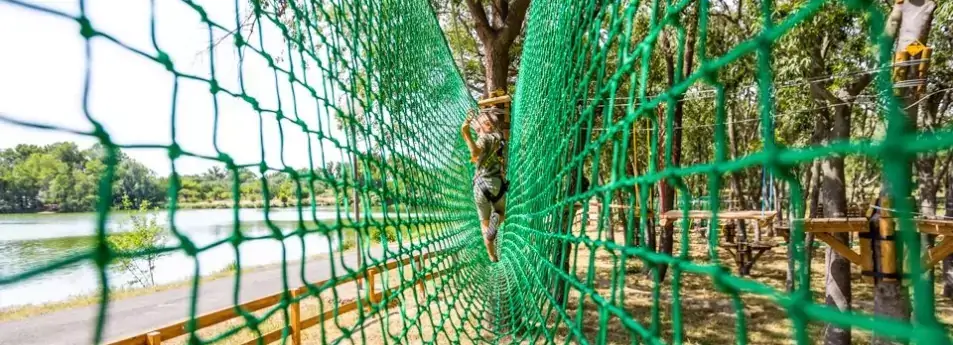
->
1, 0, 951, 344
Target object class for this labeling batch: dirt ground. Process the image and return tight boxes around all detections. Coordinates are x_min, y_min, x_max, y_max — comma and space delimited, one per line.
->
158, 219, 953, 345
547, 221, 953, 345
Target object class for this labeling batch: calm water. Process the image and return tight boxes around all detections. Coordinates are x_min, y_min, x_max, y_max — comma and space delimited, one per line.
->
0, 207, 380, 308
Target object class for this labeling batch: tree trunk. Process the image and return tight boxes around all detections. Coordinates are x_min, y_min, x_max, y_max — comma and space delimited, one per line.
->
725, 101, 750, 253
483, 40, 510, 96
872, 2, 934, 342
656, 108, 681, 280
463, 0, 531, 99
821, 106, 851, 345
944, 172, 953, 299
806, 155, 821, 266
554, 121, 591, 307
652, 6, 697, 283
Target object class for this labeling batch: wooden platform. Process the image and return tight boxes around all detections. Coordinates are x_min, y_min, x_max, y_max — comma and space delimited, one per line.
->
660, 210, 778, 221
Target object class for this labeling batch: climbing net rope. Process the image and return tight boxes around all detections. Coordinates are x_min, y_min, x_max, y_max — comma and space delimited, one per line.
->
1, 0, 952, 344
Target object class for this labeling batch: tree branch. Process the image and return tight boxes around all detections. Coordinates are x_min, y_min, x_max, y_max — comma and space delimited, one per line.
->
466, 81, 484, 94
464, 0, 494, 41
453, 6, 482, 57
809, 83, 844, 104
847, 74, 873, 97
501, 0, 532, 44
937, 153, 953, 183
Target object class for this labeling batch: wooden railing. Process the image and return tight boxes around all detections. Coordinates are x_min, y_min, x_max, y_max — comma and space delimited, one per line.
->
108, 251, 448, 345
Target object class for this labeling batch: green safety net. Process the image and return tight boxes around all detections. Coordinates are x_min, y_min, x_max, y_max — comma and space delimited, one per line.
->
2, 0, 953, 344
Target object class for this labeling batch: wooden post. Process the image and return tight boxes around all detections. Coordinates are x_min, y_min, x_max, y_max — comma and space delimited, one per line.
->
368, 268, 379, 303
861, 228, 874, 283
290, 289, 302, 345
879, 198, 899, 282
415, 256, 425, 295
352, 152, 364, 293
146, 332, 162, 345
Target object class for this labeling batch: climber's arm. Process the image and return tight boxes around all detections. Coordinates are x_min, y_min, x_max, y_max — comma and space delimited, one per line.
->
461, 119, 481, 163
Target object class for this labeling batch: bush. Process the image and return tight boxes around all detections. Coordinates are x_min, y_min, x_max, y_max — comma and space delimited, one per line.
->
107, 197, 169, 287
368, 225, 398, 243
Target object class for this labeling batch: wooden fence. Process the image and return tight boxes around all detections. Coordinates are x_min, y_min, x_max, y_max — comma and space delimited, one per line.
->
107, 251, 449, 345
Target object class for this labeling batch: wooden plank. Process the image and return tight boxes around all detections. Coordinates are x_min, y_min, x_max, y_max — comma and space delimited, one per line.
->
800, 218, 869, 233
153, 292, 286, 339
916, 219, 953, 236
108, 290, 291, 344
814, 232, 863, 266
477, 95, 511, 106
924, 236, 953, 268
146, 332, 161, 345
108, 336, 148, 345
660, 210, 777, 221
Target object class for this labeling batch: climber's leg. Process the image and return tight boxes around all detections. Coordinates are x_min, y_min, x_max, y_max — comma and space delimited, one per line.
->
474, 178, 501, 262
481, 217, 499, 262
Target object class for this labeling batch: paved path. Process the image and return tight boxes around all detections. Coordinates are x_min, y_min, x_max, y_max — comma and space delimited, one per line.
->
0, 247, 404, 345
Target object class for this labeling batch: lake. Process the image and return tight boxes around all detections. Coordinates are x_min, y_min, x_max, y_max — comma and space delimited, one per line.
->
0, 207, 385, 308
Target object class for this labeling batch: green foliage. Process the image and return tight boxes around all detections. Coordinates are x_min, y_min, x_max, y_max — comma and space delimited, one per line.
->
0, 142, 358, 213
106, 198, 169, 287
368, 225, 398, 243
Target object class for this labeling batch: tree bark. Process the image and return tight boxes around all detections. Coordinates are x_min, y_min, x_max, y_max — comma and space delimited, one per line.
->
463, 0, 531, 99
821, 105, 852, 345
944, 171, 953, 299
651, 6, 697, 283
553, 120, 591, 307
483, 40, 511, 96
871, 2, 933, 342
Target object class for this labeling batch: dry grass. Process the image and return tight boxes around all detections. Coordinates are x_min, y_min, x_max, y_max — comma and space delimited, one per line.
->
547, 221, 953, 345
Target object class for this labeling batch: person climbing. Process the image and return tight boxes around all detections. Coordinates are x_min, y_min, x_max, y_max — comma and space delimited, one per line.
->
461, 107, 508, 262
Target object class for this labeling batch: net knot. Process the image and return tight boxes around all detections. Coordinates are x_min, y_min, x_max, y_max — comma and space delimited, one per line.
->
218, 153, 234, 167
230, 232, 244, 246
168, 143, 183, 159
243, 95, 261, 111
701, 65, 719, 84
156, 52, 174, 72
233, 34, 246, 48
77, 16, 96, 38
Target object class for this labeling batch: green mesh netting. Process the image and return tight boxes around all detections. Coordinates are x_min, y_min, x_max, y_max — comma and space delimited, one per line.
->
1, 0, 953, 344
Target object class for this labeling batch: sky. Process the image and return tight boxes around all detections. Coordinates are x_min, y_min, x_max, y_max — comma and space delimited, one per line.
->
0, 0, 350, 176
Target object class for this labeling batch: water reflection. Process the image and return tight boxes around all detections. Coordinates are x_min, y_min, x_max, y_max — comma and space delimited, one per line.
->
0, 208, 357, 308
